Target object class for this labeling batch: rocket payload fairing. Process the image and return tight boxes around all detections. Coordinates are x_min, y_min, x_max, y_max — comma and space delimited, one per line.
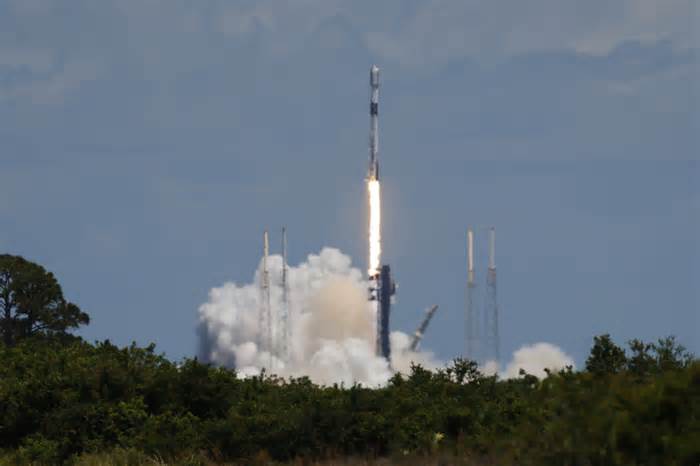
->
368, 65, 380, 181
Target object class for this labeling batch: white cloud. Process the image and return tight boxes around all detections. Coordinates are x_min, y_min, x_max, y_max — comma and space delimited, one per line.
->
1, 0, 695, 74
0, 0, 694, 110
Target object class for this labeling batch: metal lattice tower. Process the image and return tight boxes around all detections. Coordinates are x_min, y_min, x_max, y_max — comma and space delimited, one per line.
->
465, 228, 480, 362
258, 230, 272, 368
483, 227, 500, 364
464, 227, 501, 366
280, 227, 290, 362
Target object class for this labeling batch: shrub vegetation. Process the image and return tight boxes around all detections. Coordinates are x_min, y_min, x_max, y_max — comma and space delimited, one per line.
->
0, 255, 697, 465
0, 335, 697, 465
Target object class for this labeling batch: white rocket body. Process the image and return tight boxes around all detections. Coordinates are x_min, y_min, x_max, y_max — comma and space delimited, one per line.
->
368, 65, 380, 180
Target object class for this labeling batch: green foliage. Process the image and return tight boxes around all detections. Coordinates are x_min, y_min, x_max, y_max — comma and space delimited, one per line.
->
17, 436, 62, 465
627, 338, 656, 376
0, 254, 89, 347
585, 334, 627, 375
653, 336, 694, 372
68, 448, 154, 466
0, 333, 697, 465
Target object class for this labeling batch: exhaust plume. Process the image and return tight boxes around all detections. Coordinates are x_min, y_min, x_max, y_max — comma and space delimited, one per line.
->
367, 179, 381, 276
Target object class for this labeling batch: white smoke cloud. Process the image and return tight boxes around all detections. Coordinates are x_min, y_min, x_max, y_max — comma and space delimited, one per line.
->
479, 344, 575, 379
499, 342, 575, 379
198, 247, 573, 385
198, 247, 439, 386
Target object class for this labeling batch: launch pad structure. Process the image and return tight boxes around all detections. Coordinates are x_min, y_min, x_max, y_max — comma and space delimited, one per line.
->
465, 227, 500, 365
375, 265, 396, 359
257, 227, 291, 370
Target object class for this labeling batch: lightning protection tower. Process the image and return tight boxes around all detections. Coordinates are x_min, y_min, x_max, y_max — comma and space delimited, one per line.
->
483, 227, 500, 364
280, 227, 290, 362
259, 230, 272, 367
464, 227, 501, 366
465, 228, 479, 362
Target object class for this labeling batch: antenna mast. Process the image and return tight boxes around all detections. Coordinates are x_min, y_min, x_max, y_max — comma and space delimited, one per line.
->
484, 227, 500, 364
465, 228, 479, 362
280, 227, 290, 362
258, 230, 272, 368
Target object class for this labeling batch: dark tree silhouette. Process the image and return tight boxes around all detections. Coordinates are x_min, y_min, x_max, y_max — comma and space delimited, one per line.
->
585, 334, 627, 375
0, 254, 89, 346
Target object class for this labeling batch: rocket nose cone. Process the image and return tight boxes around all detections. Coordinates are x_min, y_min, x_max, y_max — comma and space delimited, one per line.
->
370, 65, 380, 86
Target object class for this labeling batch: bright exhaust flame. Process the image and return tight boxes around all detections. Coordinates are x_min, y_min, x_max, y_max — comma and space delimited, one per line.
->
367, 179, 381, 276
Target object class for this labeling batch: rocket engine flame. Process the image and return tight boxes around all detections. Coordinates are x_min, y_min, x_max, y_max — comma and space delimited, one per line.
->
368, 179, 381, 276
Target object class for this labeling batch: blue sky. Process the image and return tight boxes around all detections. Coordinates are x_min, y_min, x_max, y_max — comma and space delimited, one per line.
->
1, 0, 698, 365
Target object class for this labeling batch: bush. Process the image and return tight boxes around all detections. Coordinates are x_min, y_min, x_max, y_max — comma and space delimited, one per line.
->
0, 335, 697, 464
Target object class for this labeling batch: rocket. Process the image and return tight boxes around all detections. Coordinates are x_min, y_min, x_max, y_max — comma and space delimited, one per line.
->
368, 65, 380, 180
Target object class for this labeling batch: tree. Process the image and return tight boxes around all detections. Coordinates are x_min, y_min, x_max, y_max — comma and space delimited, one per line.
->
585, 334, 627, 375
653, 336, 694, 371
0, 254, 89, 347
626, 338, 656, 376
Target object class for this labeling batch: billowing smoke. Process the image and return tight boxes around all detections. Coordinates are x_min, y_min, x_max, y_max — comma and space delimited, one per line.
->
197, 247, 574, 385
198, 247, 440, 386
478, 342, 575, 379
501, 342, 575, 378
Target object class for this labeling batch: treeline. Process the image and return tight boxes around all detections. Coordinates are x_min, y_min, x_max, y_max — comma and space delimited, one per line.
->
0, 335, 698, 465
1, 254, 698, 465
